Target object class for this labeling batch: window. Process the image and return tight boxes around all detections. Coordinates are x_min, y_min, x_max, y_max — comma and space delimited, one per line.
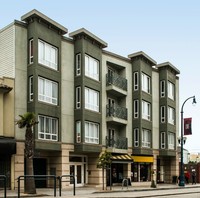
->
168, 81, 175, 100
142, 129, 151, 148
168, 106, 175, 125
134, 100, 139, 118
142, 100, 151, 120
38, 77, 58, 105
38, 115, 58, 141
134, 128, 139, 147
160, 106, 165, 123
160, 80, 165, 97
161, 132, 165, 149
85, 54, 99, 80
76, 121, 81, 143
38, 40, 58, 70
76, 86, 81, 109
76, 53, 81, 76
29, 39, 33, 64
168, 132, 175, 150
142, 73, 150, 93
29, 76, 33, 101
85, 87, 99, 112
85, 121, 99, 144
134, 72, 138, 91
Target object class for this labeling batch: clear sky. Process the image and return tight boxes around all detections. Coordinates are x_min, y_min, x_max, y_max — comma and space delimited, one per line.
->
1, 0, 200, 153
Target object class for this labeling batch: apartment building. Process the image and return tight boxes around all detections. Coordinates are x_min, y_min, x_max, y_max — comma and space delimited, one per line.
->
0, 9, 180, 189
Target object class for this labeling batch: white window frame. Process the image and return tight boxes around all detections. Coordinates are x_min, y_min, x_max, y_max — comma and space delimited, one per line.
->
161, 106, 165, 123
85, 54, 99, 81
134, 100, 139, 118
134, 72, 138, 91
161, 132, 165, 149
38, 115, 58, 141
38, 77, 58, 105
134, 128, 139, 147
29, 39, 33, 64
168, 81, 175, 100
168, 106, 175, 125
76, 53, 81, 76
76, 86, 81, 109
168, 132, 175, 150
142, 72, 150, 93
85, 87, 99, 112
29, 76, 33, 101
76, 121, 81, 143
142, 100, 151, 120
38, 39, 58, 70
85, 121, 99, 144
142, 129, 151, 148
160, 80, 165, 97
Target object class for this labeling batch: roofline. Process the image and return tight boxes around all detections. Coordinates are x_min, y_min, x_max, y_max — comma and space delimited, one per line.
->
21, 9, 68, 35
157, 62, 180, 74
128, 51, 157, 66
69, 28, 108, 48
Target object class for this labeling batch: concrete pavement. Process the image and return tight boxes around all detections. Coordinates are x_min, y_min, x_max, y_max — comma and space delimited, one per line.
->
2, 182, 200, 198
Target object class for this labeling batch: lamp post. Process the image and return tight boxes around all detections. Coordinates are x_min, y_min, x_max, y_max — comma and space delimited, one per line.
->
179, 95, 196, 187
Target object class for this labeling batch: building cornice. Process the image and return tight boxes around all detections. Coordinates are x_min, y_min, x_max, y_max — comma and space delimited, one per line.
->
157, 62, 180, 75
21, 9, 68, 35
69, 28, 108, 48
128, 51, 157, 66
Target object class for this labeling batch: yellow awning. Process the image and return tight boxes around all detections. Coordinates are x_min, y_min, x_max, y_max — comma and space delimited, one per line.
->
131, 156, 153, 163
111, 154, 133, 163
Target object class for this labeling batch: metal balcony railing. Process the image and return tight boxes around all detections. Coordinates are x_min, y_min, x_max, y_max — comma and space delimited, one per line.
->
106, 73, 127, 91
106, 136, 128, 149
106, 104, 127, 120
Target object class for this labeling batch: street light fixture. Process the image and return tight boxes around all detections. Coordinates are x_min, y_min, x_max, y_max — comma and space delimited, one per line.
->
179, 95, 196, 187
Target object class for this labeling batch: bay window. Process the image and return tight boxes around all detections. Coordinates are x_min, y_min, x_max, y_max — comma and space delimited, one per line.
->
168, 106, 175, 125
134, 128, 139, 147
142, 129, 151, 148
161, 132, 165, 149
85, 121, 99, 144
38, 40, 58, 70
142, 100, 151, 120
38, 115, 58, 141
168, 81, 175, 100
85, 54, 99, 81
142, 72, 150, 93
38, 77, 58, 105
168, 132, 175, 150
85, 87, 99, 112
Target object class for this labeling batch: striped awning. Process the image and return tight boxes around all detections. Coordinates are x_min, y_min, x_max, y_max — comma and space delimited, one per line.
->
111, 154, 133, 164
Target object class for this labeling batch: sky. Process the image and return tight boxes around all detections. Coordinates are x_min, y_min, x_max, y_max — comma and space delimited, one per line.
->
1, 0, 200, 153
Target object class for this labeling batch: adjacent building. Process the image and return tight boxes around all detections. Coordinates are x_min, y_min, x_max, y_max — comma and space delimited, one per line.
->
0, 9, 180, 189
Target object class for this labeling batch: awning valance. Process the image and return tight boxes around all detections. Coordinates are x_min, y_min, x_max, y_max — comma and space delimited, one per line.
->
0, 138, 16, 155
111, 154, 133, 164
131, 156, 153, 163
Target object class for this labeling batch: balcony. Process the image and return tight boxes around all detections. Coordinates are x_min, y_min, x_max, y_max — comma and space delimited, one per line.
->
106, 136, 128, 151
106, 104, 128, 125
106, 73, 127, 97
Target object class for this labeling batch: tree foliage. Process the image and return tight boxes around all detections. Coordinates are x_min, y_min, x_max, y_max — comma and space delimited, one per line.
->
97, 150, 112, 169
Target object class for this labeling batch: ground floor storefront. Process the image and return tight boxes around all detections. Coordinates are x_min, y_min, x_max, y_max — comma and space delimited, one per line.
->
4, 142, 179, 189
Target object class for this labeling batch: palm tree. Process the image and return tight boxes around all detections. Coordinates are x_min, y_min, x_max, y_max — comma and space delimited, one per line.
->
16, 112, 38, 194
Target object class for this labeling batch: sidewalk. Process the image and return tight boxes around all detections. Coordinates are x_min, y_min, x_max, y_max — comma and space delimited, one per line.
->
2, 182, 200, 198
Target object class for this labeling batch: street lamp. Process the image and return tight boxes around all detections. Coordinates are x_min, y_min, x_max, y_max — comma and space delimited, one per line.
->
179, 95, 196, 187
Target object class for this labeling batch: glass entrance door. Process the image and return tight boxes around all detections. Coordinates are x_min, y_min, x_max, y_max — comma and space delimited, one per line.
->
70, 164, 83, 186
